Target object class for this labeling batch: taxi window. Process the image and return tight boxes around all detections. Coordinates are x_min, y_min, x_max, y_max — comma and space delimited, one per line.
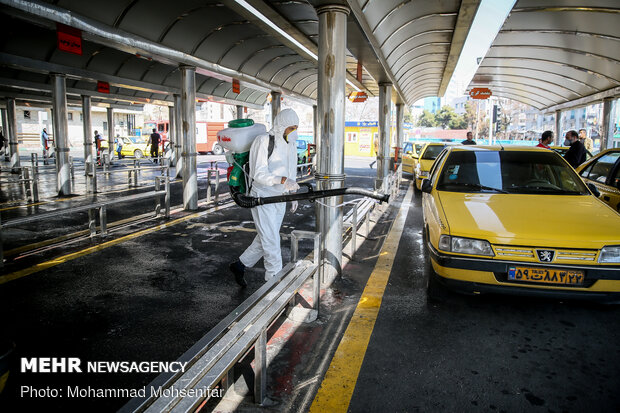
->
437, 151, 589, 195
403, 143, 412, 153
415, 143, 424, 153
581, 153, 620, 184
429, 149, 448, 182
421, 145, 445, 160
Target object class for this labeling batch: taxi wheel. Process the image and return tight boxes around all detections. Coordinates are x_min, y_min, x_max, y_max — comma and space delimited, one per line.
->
134, 149, 144, 159
212, 144, 224, 155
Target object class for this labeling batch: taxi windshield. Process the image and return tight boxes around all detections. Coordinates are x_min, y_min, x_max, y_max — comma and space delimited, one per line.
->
421, 145, 446, 160
129, 136, 145, 144
436, 150, 590, 195
297, 140, 307, 149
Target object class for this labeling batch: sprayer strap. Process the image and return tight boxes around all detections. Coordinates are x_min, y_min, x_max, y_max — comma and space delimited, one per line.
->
267, 134, 275, 159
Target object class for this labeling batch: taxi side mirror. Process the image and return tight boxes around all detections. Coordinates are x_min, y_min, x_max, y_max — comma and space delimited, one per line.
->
421, 179, 432, 194
587, 183, 600, 198
406, 151, 413, 155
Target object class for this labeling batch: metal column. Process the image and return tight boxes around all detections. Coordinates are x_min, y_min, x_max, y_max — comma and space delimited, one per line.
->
271, 91, 281, 126
601, 98, 612, 150
236, 105, 244, 119
376, 83, 391, 189
51, 74, 71, 195
395, 103, 404, 172
168, 105, 176, 167
106, 107, 114, 160
315, 4, 349, 282
1, 108, 8, 161
174, 94, 183, 179
82, 95, 93, 174
180, 65, 198, 210
555, 110, 561, 145
6, 98, 19, 170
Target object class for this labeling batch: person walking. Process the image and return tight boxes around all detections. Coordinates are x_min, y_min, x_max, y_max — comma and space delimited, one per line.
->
461, 131, 476, 145
41, 127, 50, 165
578, 128, 593, 152
150, 128, 161, 162
94, 130, 103, 166
229, 109, 300, 287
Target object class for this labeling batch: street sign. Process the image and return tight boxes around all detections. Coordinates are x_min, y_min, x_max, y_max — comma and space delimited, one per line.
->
97, 81, 110, 94
57, 24, 82, 55
469, 88, 492, 99
348, 91, 368, 103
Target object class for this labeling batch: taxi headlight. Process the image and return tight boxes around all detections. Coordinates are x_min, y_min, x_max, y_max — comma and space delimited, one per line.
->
599, 246, 620, 263
438, 235, 494, 256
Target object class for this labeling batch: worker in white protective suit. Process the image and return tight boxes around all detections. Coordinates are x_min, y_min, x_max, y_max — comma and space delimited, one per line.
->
229, 109, 300, 286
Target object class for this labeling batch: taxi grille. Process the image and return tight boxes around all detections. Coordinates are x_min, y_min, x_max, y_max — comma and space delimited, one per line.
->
493, 246, 598, 262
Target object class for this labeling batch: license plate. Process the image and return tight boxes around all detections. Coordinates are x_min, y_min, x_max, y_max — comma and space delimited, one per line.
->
507, 266, 585, 285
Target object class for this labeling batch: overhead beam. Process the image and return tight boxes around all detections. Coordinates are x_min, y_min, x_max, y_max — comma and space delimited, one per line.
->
1, 0, 314, 105
0, 53, 264, 109
437, 0, 482, 96
543, 86, 620, 113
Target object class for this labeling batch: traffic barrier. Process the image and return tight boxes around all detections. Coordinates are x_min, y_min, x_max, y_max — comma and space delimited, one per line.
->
0, 177, 170, 267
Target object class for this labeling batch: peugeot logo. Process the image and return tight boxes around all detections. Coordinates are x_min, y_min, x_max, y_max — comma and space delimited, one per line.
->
536, 250, 555, 263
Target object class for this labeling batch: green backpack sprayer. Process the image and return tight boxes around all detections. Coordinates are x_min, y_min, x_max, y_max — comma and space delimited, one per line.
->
217, 119, 390, 207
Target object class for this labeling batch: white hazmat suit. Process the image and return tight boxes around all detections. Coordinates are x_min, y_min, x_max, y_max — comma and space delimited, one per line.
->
239, 109, 300, 280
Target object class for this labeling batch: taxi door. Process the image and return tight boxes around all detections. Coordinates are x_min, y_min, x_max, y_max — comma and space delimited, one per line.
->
402, 142, 417, 174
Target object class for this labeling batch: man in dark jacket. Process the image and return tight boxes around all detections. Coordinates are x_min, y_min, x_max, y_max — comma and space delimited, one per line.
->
461, 131, 476, 145
563, 130, 586, 168
150, 128, 161, 161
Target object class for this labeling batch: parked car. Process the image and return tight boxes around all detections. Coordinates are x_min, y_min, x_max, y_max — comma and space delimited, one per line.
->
297, 139, 309, 164
421, 145, 620, 302
576, 148, 620, 212
402, 142, 425, 175
414, 142, 456, 190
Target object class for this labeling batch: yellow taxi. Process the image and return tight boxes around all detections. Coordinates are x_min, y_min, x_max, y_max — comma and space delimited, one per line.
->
576, 148, 620, 212
402, 142, 425, 174
102, 136, 153, 158
414, 142, 456, 190
421, 146, 620, 302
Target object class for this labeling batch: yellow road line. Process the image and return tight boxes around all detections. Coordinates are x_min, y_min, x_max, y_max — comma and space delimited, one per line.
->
0, 200, 233, 286
309, 183, 413, 413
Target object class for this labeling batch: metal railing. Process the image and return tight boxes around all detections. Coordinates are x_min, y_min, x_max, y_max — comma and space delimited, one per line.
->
0, 176, 170, 267
122, 231, 321, 413
85, 160, 170, 194
0, 166, 39, 202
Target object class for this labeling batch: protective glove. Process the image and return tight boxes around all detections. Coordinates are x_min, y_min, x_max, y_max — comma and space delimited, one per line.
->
290, 200, 298, 213
283, 177, 300, 192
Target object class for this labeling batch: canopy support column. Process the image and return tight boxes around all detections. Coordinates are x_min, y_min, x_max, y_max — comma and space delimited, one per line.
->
376, 83, 391, 189
82, 95, 92, 174
6, 98, 19, 171
51, 74, 71, 195
315, 4, 349, 282
180, 65, 198, 211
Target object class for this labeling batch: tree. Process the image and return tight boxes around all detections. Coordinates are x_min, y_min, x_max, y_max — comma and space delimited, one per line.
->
435, 106, 460, 129
449, 115, 467, 129
464, 101, 477, 130
417, 110, 436, 127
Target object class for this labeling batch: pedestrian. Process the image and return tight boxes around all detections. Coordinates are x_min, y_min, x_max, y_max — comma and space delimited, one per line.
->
0, 126, 5, 155
94, 130, 103, 166
578, 128, 593, 152
229, 108, 300, 287
150, 128, 161, 162
41, 127, 50, 165
115, 136, 123, 160
369, 137, 379, 168
461, 131, 476, 145
563, 130, 586, 168
536, 130, 554, 149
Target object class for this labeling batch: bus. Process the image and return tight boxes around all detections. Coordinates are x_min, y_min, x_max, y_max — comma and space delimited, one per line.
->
143, 120, 226, 154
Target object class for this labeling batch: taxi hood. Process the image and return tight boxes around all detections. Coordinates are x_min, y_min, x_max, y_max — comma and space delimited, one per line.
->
437, 192, 620, 249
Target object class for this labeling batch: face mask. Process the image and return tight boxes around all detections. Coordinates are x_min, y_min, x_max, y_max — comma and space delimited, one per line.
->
563, 138, 571, 146
285, 130, 298, 144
